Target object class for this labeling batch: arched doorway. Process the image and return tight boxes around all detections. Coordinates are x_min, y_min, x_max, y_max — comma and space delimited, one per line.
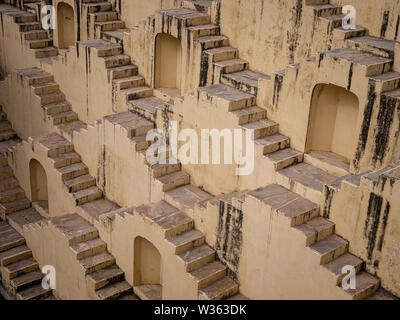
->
30, 159, 49, 214
134, 236, 162, 299
57, 3, 75, 49
306, 84, 359, 161
154, 33, 182, 95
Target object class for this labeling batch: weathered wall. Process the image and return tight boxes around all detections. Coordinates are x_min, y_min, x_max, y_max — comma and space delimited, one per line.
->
331, 0, 400, 41
324, 167, 400, 297
22, 221, 92, 300
219, 0, 400, 76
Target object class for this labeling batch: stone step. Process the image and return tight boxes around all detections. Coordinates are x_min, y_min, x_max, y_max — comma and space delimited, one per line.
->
309, 234, 349, 265
71, 237, 107, 259
128, 96, 168, 119
102, 54, 131, 68
87, 266, 125, 291
204, 46, 238, 63
58, 162, 89, 181
323, 252, 364, 285
347, 36, 396, 58
64, 174, 96, 193
31, 81, 59, 95
294, 217, 335, 246
322, 48, 392, 77
231, 106, 267, 125
178, 245, 215, 272
50, 110, 79, 125
150, 161, 181, 178
156, 171, 190, 192
195, 35, 229, 50
309, 3, 342, 17
0, 112, 7, 122
113, 75, 145, 90
241, 119, 278, 139
79, 39, 122, 57
333, 26, 366, 40
16, 284, 52, 300
198, 276, 239, 300
32, 133, 73, 156
79, 251, 116, 274
50, 213, 99, 245
103, 112, 154, 138
304, 151, 350, 177
187, 24, 219, 38
4, 257, 39, 279
197, 84, 256, 112
276, 162, 339, 203
0, 166, 13, 180
159, 8, 210, 27
42, 100, 72, 116
189, 261, 226, 289
0, 198, 31, 216
95, 20, 125, 33
18, 21, 41, 32
369, 71, 400, 93
214, 58, 248, 75
10, 270, 43, 294
344, 272, 380, 300
0, 120, 12, 131
0, 177, 19, 193
255, 133, 290, 155
124, 86, 153, 100
27, 38, 53, 49
164, 184, 212, 216
101, 29, 126, 45
167, 229, 205, 255
0, 245, 31, 266
24, 71, 54, 85
96, 281, 132, 300
248, 184, 319, 227
50, 152, 81, 169
265, 148, 303, 171
222, 70, 270, 95
0, 130, 17, 142
0, 187, 25, 204
72, 186, 103, 205
0, 229, 25, 252
107, 64, 138, 80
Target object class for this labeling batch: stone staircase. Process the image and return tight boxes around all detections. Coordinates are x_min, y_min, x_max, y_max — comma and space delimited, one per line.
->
0, 121, 56, 300
230, 184, 386, 300
133, 200, 239, 300
83, 0, 127, 41
49, 213, 136, 300
16, 67, 87, 138
0, 3, 58, 61
0, 219, 55, 300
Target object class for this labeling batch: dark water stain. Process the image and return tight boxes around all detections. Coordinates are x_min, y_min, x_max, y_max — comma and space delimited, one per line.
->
347, 64, 353, 91
364, 193, 383, 261
272, 73, 283, 107
216, 200, 243, 281
353, 84, 376, 169
287, 0, 303, 64
380, 11, 390, 38
323, 185, 334, 219
372, 94, 396, 165
377, 201, 390, 251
